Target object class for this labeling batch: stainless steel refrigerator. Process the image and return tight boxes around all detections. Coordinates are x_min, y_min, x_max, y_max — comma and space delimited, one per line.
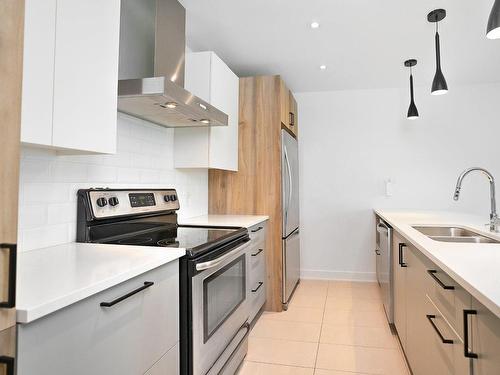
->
281, 130, 300, 310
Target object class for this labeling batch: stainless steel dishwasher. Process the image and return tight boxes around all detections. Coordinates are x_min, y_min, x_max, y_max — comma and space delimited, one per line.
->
375, 217, 393, 324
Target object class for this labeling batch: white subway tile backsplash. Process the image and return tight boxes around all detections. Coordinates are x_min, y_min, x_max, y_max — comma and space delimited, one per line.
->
139, 169, 160, 184
18, 205, 47, 229
47, 203, 77, 225
116, 167, 141, 183
87, 165, 118, 183
18, 116, 208, 252
22, 224, 70, 251
19, 159, 51, 183
24, 183, 71, 204
51, 162, 88, 182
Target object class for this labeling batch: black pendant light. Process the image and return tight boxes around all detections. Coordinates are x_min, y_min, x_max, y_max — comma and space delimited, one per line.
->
487, 0, 500, 39
428, 9, 448, 95
404, 59, 419, 120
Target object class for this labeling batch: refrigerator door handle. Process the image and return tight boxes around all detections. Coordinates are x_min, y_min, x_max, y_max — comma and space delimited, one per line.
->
284, 146, 293, 228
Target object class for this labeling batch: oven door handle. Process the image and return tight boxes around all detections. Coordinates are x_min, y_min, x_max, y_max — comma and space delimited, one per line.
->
196, 242, 250, 271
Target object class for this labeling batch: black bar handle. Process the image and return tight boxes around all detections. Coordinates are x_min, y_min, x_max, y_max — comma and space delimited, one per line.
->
427, 270, 455, 290
252, 282, 264, 293
251, 248, 264, 257
0, 244, 17, 308
251, 227, 263, 233
100, 281, 154, 308
463, 310, 479, 358
398, 243, 407, 267
0, 355, 15, 375
426, 315, 454, 344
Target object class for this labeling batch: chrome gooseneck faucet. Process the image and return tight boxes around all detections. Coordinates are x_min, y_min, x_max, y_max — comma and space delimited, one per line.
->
453, 167, 499, 232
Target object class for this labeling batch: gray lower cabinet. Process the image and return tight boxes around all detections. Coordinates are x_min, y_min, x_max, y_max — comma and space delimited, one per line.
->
17, 261, 180, 375
471, 297, 500, 375
392, 231, 407, 349
248, 222, 267, 323
391, 229, 500, 375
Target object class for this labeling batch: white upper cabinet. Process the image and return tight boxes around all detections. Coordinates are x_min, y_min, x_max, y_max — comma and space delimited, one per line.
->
174, 52, 239, 171
20, 0, 57, 146
21, 0, 120, 154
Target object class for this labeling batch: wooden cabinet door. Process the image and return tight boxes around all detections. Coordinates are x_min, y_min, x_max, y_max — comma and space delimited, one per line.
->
0, 0, 24, 372
51, 0, 120, 153
405, 246, 427, 374
279, 78, 290, 129
471, 297, 500, 375
392, 231, 407, 349
288, 91, 298, 137
20, 0, 56, 146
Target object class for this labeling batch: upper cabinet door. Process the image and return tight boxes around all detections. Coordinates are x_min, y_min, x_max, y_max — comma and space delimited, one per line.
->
279, 78, 290, 129
279, 78, 298, 138
174, 52, 239, 171
51, 0, 120, 154
289, 91, 298, 136
208, 53, 239, 171
20, 0, 57, 146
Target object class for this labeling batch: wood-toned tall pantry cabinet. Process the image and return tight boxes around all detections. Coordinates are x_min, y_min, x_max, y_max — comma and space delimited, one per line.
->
209, 75, 299, 312
0, 1, 24, 373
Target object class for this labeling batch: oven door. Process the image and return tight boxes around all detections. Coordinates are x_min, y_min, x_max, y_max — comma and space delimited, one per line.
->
191, 241, 251, 375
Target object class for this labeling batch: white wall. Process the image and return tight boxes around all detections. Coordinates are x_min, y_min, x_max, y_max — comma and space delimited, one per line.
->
296, 83, 500, 281
18, 114, 208, 252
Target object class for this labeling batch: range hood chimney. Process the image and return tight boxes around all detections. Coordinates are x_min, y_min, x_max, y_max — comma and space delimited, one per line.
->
117, 0, 228, 127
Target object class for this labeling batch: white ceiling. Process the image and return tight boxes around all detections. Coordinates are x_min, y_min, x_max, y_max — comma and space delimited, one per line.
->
180, 0, 500, 92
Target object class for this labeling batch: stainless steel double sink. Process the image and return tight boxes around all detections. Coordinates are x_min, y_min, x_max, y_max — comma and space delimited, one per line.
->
412, 226, 500, 244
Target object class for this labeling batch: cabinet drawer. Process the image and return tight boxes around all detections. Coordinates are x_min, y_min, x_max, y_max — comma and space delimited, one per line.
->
420, 296, 469, 375
145, 343, 179, 375
250, 245, 265, 278
18, 261, 179, 375
249, 223, 266, 243
250, 257, 266, 290
424, 264, 471, 340
249, 279, 266, 323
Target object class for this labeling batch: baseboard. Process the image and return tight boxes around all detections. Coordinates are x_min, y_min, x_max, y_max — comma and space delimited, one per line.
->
300, 269, 377, 282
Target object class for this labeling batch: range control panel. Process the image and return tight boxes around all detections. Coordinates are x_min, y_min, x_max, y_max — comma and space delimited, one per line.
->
86, 189, 180, 219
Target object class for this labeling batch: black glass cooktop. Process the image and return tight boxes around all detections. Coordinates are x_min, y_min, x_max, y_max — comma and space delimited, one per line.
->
96, 223, 246, 258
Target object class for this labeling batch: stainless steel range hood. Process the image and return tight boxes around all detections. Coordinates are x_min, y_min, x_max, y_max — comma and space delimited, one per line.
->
117, 0, 228, 127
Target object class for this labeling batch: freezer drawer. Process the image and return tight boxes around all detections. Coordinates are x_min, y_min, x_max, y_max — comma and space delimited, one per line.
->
282, 228, 300, 309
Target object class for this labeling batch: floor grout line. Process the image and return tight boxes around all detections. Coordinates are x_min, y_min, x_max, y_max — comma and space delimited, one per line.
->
312, 281, 329, 371
244, 359, 315, 370
243, 280, 409, 375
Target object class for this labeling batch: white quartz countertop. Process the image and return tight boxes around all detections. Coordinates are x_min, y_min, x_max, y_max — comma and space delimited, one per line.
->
17, 242, 185, 324
179, 214, 269, 228
375, 210, 500, 318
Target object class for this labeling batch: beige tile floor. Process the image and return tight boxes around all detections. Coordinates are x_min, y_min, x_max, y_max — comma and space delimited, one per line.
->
237, 280, 410, 375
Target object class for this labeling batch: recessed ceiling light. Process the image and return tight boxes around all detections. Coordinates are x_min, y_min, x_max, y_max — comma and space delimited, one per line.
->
200, 119, 210, 124
319, 65, 327, 70
310, 21, 320, 29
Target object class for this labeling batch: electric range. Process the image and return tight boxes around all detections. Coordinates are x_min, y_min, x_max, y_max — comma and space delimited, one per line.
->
76, 188, 251, 375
